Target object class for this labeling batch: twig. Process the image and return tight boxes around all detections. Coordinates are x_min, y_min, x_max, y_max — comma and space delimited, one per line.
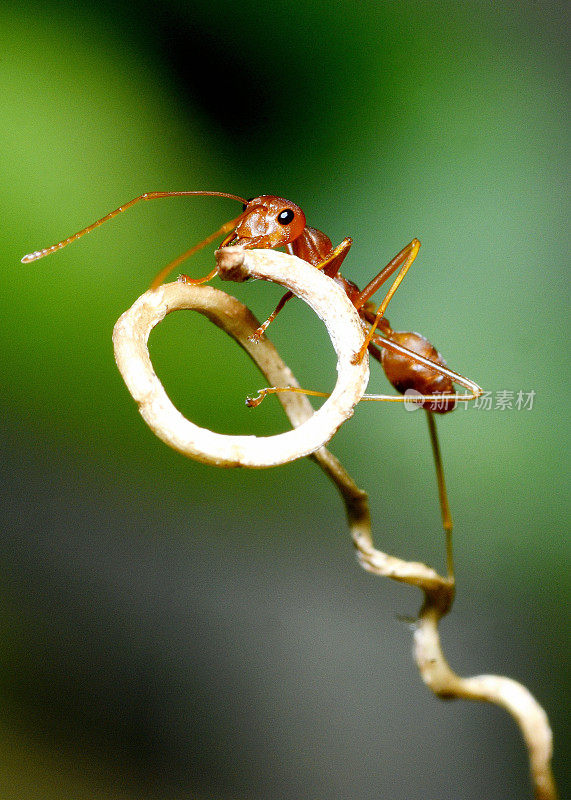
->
113, 247, 557, 798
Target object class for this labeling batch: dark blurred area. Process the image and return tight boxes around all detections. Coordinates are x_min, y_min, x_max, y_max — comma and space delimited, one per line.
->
1, 1, 568, 797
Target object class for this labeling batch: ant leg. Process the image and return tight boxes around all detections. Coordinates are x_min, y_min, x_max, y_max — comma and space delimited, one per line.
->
246, 383, 480, 409
21, 191, 246, 264
249, 291, 294, 342
426, 410, 455, 580
249, 238, 353, 342
248, 319, 482, 409
246, 386, 329, 407
244, 385, 451, 408
150, 215, 241, 290
352, 239, 421, 363
352, 239, 421, 309
369, 332, 482, 400
368, 334, 455, 567
247, 333, 481, 409
317, 238, 353, 278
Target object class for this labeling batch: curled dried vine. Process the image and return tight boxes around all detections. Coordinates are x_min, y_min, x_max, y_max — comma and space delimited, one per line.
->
113, 248, 556, 799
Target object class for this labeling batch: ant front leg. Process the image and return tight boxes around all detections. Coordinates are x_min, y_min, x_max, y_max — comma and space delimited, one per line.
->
151, 215, 242, 290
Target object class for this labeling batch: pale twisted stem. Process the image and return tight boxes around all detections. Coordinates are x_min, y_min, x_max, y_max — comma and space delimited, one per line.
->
413, 604, 557, 800
112, 248, 369, 468
113, 248, 556, 799
310, 428, 557, 800
310, 421, 556, 800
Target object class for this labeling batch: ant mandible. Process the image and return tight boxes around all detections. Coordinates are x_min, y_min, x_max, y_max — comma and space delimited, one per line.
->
23, 190, 482, 560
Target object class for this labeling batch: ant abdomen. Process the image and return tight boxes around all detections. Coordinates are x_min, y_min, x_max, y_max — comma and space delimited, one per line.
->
381, 330, 456, 413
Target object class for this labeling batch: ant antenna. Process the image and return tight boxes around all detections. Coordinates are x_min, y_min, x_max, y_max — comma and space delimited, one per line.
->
22, 190, 248, 264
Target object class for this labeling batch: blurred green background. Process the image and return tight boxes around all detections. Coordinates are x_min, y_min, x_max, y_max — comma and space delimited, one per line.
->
1, 1, 568, 798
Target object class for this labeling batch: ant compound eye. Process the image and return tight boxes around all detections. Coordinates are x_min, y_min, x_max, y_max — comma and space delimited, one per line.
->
277, 209, 295, 225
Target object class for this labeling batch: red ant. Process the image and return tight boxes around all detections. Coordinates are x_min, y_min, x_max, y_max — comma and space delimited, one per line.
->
23, 191, 482, 563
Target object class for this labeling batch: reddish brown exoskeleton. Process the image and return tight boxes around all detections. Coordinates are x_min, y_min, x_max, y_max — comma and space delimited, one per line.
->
23, 191, 482, 556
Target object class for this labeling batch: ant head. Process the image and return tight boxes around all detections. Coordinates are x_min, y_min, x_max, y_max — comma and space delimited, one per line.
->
225, 195, 307, 249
